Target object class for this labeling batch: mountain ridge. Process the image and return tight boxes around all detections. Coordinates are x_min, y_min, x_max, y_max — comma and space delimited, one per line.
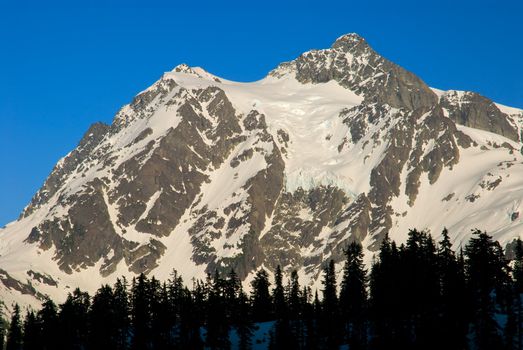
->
1, 33, 522, 310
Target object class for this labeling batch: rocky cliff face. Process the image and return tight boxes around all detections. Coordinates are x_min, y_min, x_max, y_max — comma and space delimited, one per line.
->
1, 33, 522, 308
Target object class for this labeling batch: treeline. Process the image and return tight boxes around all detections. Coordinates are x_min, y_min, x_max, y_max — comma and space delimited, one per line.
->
2, 228, 523, 350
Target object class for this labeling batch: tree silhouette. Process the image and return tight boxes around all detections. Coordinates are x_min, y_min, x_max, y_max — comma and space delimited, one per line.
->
131, 274, 152, 350
4, 227, 523, 350
6, 304, 22, 350
58, 288, 90, 350
250, 268, 272, 323
340, 241, 367, 349
320, 259, 340, 348
22, 310, 39, 350
465, 229, 507, 350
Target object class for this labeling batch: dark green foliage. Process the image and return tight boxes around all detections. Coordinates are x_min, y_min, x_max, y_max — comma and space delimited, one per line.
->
250, 268, 272, 322
22, 311, 39, 350
235, 288, 253, 350
89, 284, 118, 350
6, 227, 523, 350
272, 265, 295, 349
288, 272, 305, 348
370, 230, 448, 349
437, 228, 469, 350
150, 280, 173, 350
288, 271, 301, 319
6, 304, 22, 350
403, 229, 440, 349
130, 273, 152, 350
302, 287, 318, 350
465, 229, 510, 350
37, 299, 58, 350
340, 241, 367, 350
320, 259, 341, 348
224, 269, 241, 307
272, 265, 286, 318
370, 233, 402, 349
58, 288, 90, 350
321, 260, 338, 314
113, 277, 131, 350
205, 271, 230, 350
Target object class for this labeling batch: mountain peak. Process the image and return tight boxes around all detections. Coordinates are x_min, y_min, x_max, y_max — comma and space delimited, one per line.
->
169, 64, 221, 83
2, 34, 522, 311
269, 32, 436, 110
266, 33, 370, 80
331, 32, 367, 50
172, 63, 192, 73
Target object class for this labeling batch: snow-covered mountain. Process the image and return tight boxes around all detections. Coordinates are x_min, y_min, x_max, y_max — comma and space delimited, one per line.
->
1, 33, 523, 309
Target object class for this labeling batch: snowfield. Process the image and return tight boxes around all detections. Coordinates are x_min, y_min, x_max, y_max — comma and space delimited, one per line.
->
0, 53, 522, 311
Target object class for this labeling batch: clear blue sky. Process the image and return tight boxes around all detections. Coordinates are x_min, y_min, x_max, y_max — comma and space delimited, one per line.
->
1, 0, 522, 226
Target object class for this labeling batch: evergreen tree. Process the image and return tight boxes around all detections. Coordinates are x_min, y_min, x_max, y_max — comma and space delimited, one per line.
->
288, 270, 301, 319
271, 265, 296, 348
37, 299, 58, 350
12, 226, 523, 350
250, 268, 272, 322
437, 228, 468, 350
465, 229, 507, 350
301, 286, 317, 350
371, 234, 414, 349
6, 304, 22, 350
288, 271, 304, 348
57, 288, 90, 350
113, 277, 131, 350
166, 269, 184, 346
205, 271, 230, 350
89, 284, 117, 350
224, 269, 241, 306
181, 281, 204, 350
131, 274, 152, 350
340, 241, 367, 350
221, 269, 253, 349
150, 278, 174, 350
321, 260, 337, 313
22, 310, 39, 350
235, 287, 253, 350
272, 265, 286, 318
404, 230, 440, 348
320, 259, 341, 348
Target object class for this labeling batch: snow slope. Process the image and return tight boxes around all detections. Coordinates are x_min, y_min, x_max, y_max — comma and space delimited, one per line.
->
0, 35, 522, 311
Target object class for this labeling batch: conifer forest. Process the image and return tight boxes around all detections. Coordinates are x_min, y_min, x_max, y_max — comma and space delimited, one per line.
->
2, 228, 523, 350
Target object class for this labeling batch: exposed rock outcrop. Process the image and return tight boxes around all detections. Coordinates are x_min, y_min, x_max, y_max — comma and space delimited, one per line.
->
1, 33, 522, 309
